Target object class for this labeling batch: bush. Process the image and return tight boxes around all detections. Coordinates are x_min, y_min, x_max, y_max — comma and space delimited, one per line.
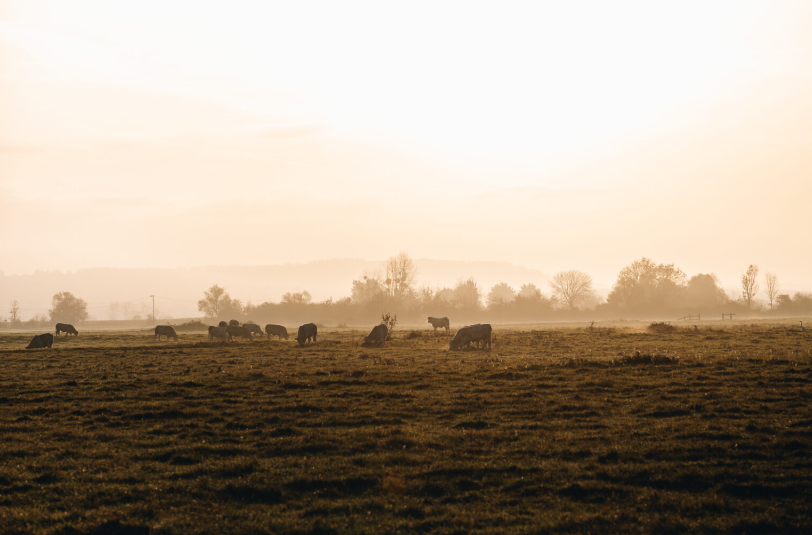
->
173, 320, 209, 332
647, 322, 676, 334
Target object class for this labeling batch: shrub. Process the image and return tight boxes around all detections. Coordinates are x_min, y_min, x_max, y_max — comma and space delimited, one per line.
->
173, 320, 209, 332
647, 322, 676, 334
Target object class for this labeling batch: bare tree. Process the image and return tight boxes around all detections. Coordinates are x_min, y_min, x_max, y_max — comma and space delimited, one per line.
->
549, 270, 595, 310
9, 300, 20, 326
764, 272, 779, 311
282, 291, 312, 304
384, 252, 418, 300
741, 265, 760, 310
197, 284, 242, 319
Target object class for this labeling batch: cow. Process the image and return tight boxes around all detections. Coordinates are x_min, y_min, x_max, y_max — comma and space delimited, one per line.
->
55, 323, 78, 337
154, 325, 178, 341
265, 324, 289, 340
295, 323, 317, 346
244, 323, 263, 337
218, 321, 228, 327
227, 325, 253, 342
364, 324, 388, 347
208, 325, 228, 342
26, 333, 54, 349
449, 324, 492, 351
229, 319, 240, 326
428, 316, 450, 333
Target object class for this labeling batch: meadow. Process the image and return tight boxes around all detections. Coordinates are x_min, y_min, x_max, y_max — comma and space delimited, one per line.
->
1, 321, 811, 534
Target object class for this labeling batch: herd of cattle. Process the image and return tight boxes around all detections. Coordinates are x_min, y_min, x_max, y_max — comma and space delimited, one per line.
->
23, 316, 493, 351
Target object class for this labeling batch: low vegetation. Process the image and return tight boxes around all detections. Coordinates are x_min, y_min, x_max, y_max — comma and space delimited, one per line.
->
1, 323, 811, 534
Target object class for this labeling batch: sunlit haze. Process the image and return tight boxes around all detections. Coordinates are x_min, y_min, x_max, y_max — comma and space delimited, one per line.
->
2, 0, 811, 291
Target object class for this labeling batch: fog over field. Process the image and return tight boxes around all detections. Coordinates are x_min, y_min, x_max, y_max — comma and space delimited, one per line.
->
2, 1, 812, 293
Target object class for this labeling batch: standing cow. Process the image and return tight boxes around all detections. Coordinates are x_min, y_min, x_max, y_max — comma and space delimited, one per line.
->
244, 323, 263, 337
26, 333, 54, 349
449, 324, 492, 350
227, 325, 253, 342
55, 323, 79, 337
229, 319, 240, 327
364, 324, 388, 347
265, 324, 289, 340
154, 325, 179, 341
218, 321, 228, 327
295, 323, 317, 346
208, 325, 228, 342
427, 316, 450, 333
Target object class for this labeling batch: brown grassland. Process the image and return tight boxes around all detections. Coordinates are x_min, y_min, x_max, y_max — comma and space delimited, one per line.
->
1, 322, 811, 534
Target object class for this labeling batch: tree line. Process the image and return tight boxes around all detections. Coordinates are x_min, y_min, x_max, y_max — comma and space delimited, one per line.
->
4, 254, 809, 327
195, 254, 810, 325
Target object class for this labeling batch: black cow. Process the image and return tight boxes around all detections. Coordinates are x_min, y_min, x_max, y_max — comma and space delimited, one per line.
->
218, 321, 228, 327
364, 324, 388, 347
229, 319, 240, 327
26, 333, 54, 349
154, 325, 178, 341
295, 323, 317, 346
265, 324, 289, 340
227, 325, 253, 342
55, 323, 78, 337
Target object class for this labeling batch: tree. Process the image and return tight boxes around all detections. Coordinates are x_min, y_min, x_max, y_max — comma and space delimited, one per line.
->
453, 277, 481, 309
49, 292, 89, 323
198, 285, 228, 318
351, 274, 384, 303
684, 274, 726, 309
198, 285, 244, 319
9, 300, 20, 326
488, 283, 516, 306
282, 291, 312, 305
384, 252, 418, 301
741, 265, 760, 310
764, 272, 779, 311
518, 283, 542, 301
550, 270, 595, 310
606, 258, 686, 310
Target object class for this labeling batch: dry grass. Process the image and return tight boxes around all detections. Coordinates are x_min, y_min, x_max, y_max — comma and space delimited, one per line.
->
1, 323, 811, 534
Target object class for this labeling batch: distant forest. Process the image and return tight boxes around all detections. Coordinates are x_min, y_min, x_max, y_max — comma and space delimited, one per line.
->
4, 254, 811, 328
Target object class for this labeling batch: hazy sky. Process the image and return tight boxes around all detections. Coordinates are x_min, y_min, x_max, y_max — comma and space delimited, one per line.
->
2, 1, 811, 289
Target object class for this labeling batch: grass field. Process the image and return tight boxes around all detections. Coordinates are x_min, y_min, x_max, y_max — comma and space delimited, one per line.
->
1, 322, 811, 534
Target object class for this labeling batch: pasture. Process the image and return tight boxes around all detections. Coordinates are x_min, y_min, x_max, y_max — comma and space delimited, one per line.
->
1, 323, 811, 534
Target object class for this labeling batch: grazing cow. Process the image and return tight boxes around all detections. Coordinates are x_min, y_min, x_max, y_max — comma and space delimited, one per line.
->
364, 324, 388, 346
218, 321, 228, 327
265, 324, 289, 340
229, 319, 240, 327
26, 333, 54, 349
227, 325, 253, 342
154, 325, 178, 341
295, 323, 317, 346
55, 323, 78, 337
208, 325, 228, 342
243, 323, 263, 337
427, 316, 450, 333
449, 324, 492, 351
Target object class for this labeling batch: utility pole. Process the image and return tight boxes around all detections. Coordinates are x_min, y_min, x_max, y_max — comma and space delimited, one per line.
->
150, 295, 155, 321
